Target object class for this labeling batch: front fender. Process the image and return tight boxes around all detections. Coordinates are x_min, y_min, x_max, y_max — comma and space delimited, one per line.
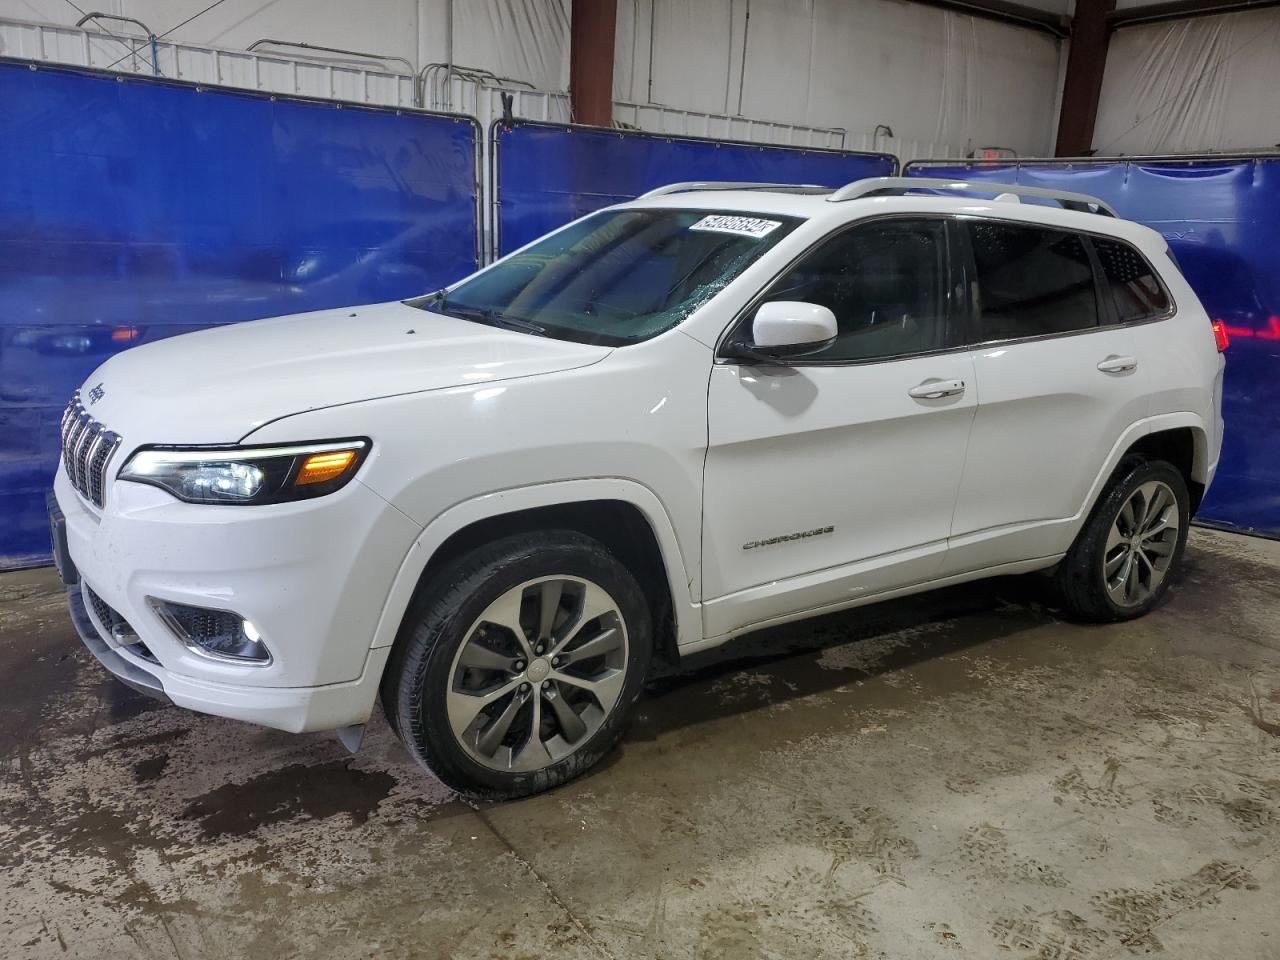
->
366, 477, 701, 654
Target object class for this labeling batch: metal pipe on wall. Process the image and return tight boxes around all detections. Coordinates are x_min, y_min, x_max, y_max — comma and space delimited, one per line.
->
724, 0, 735, 114
445, 0, 454, 111
646, 0, 655, 104
75, 12, 160, 76
246, 38, 414, 76
735, 0, 751, 116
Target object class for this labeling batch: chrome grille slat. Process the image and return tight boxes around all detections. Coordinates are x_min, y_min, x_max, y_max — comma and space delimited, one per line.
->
73, 418, 93, 490
62, 412, 82, 481
72, 418, 93, 490
66, 418, 84, 487
84, 430, 107, 503
59, 391, 122, 509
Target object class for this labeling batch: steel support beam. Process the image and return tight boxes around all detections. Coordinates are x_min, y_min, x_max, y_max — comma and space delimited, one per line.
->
907, 0, 1071, 36
1110, 0, 1280, 26
569, 0, 617, 127
1055, 0, 1115, 156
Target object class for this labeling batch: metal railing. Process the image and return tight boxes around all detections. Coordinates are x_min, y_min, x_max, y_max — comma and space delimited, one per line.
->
246, 38, 415, 78
73, 13, 159, 75
0, 16, 419, 108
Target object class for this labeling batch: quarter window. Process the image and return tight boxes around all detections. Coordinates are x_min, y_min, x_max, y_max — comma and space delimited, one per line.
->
1094, 237, 1171, 322
757, 219, 948, 361
966, 221, 1099, 341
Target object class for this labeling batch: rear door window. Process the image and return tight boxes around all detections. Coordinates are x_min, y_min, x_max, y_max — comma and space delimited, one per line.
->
965, 221, 1100, 342
1093, 237, 1172, 322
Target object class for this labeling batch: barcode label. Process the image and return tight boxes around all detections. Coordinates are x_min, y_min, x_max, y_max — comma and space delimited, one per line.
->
689, 215, 782, 238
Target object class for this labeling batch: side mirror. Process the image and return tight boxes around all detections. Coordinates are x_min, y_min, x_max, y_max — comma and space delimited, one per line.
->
732, 301, 837, 361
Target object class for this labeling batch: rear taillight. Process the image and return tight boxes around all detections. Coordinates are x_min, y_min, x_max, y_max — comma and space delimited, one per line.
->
1211, 320, 1230, 352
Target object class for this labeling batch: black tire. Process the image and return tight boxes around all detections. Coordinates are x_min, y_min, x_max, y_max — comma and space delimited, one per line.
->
380, 530, 652, 799
1054, 458, 1190, 622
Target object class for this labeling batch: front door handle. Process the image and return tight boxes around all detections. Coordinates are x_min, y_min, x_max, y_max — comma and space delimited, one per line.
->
1097, 355, 1138, 374
908, 378, 966, 400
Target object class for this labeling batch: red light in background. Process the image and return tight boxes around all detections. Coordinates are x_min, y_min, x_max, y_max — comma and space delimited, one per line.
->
1220, 316, 1280, 342
111, 327, 139, 343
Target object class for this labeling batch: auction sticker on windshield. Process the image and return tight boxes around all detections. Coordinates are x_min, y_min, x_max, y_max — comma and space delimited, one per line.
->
689, 215, 782, 238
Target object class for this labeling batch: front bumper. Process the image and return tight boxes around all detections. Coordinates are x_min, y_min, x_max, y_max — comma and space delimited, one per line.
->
67, 581, 169, 703
66, 576, 392, 731
53, 462, 415, 733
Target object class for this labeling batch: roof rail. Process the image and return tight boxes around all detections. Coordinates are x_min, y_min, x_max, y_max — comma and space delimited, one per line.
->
827, 177, 1117, 217
639, 181, 825, 199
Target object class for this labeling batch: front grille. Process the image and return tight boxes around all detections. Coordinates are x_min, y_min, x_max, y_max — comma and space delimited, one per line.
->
60, 391, 122, 508
83, 583, 158, 664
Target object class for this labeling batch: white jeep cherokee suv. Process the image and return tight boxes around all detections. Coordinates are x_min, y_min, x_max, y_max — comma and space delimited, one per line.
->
50, 177, 1225, 797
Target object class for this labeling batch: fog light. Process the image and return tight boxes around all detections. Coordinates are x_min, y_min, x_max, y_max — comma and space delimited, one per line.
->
148, 599, 272, 665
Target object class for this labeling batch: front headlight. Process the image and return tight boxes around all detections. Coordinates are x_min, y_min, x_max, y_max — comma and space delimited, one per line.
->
118, 439, 370, 505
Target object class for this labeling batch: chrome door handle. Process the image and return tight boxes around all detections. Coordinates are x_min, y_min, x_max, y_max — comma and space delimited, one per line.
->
1097, 355, 1138, 374
908, 378, 965, 399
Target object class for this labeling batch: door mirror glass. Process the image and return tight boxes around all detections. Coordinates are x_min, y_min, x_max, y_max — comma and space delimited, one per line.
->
751, 301, 838, 354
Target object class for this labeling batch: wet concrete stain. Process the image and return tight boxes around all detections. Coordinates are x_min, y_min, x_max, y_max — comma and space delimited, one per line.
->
1, 530, 1279, 959
182, 760, 397, 838
132, 753, 168, 783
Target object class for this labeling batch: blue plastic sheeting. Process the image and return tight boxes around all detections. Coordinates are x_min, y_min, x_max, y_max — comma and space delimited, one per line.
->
905, 158, 1280, 536
0, 62, 480, 568
493, 121, 897, 255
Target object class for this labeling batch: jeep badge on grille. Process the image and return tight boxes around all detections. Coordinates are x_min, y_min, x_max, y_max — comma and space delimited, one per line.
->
87, 383, 105, 405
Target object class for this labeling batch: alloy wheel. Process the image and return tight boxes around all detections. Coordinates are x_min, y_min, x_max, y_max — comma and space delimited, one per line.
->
445, 576, 629, 772
1103, 479, 1180, 607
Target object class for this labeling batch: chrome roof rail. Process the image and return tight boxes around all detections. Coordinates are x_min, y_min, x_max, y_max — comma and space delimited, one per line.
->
827, 176, 1117, 216
639, 181, 826, 198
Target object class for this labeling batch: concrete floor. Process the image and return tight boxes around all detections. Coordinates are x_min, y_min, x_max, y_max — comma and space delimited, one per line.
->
1, 528, 1279, 960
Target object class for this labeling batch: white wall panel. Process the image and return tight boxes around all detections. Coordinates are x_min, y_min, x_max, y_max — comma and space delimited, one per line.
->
649, 0, 737, 113
616, 0, 1061, 157
451, 0, 569, 89
1093, 9, 1280, 155
0, 0, 569, 88
1, 0, 422, 66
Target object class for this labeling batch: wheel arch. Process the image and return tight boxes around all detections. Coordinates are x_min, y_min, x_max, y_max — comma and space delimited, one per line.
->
1079, 414, 1211, 527
369, 479, 699, 667
1121, 423, 1208, 514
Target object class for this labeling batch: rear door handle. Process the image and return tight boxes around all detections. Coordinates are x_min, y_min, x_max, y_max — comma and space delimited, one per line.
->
1097, 355, 1138, 374
908, 378, 966, 399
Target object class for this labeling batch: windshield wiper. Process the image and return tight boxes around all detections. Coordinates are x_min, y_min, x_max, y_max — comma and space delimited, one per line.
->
487, 314, 548, 336
432, 300, 548, 337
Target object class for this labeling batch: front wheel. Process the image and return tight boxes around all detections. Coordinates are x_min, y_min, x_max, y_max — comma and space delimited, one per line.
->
381, 531, 652, 798
1055, 458, 1190, 622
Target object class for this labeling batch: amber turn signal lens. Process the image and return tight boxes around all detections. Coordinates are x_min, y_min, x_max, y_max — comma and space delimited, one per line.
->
295, 449, 359, 485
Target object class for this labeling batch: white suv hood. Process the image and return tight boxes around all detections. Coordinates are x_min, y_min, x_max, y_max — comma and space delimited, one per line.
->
79, 301, 612, 444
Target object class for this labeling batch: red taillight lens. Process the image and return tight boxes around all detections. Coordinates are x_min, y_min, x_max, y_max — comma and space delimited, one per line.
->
1211, 320, 1230, 352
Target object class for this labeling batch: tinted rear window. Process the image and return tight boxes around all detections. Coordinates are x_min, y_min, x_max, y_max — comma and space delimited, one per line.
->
967, 221, 1100, 342
1094, 237, 1172, 322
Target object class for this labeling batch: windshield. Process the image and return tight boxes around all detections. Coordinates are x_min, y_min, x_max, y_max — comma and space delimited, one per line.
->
422, 209, 801, 345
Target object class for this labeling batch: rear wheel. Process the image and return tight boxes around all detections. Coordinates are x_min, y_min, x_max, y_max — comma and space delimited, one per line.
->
1055, 458, 1189, 622
382, 531, 651, 798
